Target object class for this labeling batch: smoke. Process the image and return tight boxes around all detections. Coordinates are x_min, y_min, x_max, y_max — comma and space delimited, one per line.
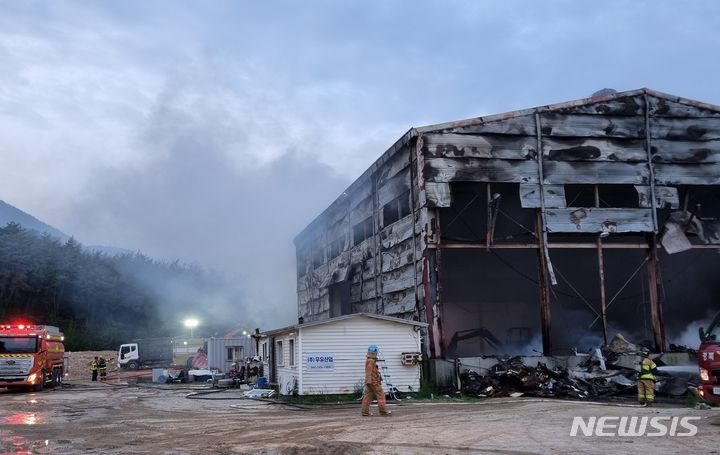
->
668, 318, 712, 348
516, 333, 543, 356
70, 150, 350, 331
54, 58, 404, 332
5, 1, 720, 338
0, 13, 405, 333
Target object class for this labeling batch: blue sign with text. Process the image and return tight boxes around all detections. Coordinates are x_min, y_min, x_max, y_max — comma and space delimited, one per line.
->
307, 353, 335, 371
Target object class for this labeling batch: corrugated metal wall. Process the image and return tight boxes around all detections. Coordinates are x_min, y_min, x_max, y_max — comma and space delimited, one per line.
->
295, 144, 422, 324
207, 337, 256, 374
295, 89, 720, 361
298, 317, 422, 395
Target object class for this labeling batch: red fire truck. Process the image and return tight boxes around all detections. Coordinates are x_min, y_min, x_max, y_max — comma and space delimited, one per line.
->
0, 323, 65, 391
698, 313, 720, 404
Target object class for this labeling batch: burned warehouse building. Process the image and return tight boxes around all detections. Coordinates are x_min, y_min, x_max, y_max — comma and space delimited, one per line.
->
293, 88, 720, 373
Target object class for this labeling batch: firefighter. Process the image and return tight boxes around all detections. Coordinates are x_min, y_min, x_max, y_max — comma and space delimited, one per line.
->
91, 356, 99, 381
637, 348, 658, 406
361, 345, 392, 416
98, 356, 108, 381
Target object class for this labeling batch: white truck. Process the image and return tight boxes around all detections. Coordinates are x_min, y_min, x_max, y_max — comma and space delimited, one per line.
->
117, 338, 206, 370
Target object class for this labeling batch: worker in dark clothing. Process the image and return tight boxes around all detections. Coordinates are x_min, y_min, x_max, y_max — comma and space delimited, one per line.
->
361, 345, 392, 416
637, 348, 658, 406
98, 356, 108, 381
91, 356, 99, 381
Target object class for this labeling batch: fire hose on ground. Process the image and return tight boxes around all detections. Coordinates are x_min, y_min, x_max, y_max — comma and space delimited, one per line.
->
184, 388, 311, 410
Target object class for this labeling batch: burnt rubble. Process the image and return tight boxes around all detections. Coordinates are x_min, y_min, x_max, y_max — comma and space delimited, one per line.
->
668, 343, 697, 353
459, 335, 699, 400
460, 356, 636, 399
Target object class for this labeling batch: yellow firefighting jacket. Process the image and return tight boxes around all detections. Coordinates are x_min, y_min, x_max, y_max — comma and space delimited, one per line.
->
639, 357, 657, 381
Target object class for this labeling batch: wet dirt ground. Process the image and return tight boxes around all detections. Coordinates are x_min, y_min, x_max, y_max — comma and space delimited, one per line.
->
1, 379, 719, 454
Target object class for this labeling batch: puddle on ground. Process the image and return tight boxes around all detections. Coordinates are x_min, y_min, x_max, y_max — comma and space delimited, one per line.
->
0, 412, 45, 425
0, 435, 84, 454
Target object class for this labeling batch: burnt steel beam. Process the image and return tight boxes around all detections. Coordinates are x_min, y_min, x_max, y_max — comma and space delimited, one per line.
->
416, 135, 441, 360
535, 112, 557, 285
434, 232, 446, 358
644, 93, 660, 232
535, 212, 552, 355
595, 186, 609, 346
647, 234, 666, 351
486, 183, 492, 250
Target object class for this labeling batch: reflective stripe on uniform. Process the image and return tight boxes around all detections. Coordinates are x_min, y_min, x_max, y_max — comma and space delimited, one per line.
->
639, 358, 656, 380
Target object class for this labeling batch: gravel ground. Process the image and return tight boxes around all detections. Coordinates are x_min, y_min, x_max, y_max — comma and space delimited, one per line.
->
1, 378, 718, 454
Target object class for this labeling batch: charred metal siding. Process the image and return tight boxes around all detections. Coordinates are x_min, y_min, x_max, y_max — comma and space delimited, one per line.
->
420, 90, 720, 210
295, 88, 720, 360
295, 139, 425, 324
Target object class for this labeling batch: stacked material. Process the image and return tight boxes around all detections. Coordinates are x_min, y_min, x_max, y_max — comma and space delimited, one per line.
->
64, 351, 118, 381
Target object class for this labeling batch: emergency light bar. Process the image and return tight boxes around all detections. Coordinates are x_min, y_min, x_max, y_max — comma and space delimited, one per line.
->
0, 324, 36, 330
0, 324, 62, 338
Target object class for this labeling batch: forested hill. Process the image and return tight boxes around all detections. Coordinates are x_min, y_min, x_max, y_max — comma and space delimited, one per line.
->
0, 222, 244, 350
0, 200, 70, 241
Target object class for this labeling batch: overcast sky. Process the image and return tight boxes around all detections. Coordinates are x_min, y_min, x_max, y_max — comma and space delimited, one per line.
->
2, 1, 719, 328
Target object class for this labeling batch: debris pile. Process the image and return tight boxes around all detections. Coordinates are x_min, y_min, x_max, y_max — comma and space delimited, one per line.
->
460, 334, 698, 399
606, 333, 639, 354
459, 333, 700, 400
460, 356, 635, 399
244, 388, 275, 398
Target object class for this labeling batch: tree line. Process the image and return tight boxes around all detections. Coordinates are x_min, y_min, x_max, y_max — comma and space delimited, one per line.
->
0, 222, 243, 350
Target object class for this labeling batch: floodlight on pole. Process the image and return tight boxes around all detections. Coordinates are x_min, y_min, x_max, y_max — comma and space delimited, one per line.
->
184, 318, 199, 338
